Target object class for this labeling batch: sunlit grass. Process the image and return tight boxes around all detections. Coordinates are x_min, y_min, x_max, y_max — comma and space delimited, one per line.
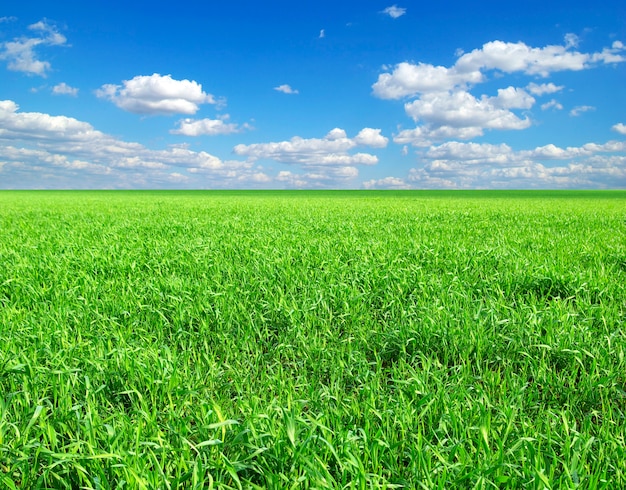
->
1, 190, 625, 488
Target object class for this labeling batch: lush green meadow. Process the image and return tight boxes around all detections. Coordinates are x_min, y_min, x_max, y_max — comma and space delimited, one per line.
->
0, 190, 625, 489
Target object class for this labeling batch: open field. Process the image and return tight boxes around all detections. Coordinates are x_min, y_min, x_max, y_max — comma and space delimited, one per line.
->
1, 190, 625, 488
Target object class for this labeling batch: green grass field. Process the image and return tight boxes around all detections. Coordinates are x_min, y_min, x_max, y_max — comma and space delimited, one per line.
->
1, 190, 625, 489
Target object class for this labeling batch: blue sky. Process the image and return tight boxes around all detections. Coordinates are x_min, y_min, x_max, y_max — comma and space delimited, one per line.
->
1, 1, 625, 189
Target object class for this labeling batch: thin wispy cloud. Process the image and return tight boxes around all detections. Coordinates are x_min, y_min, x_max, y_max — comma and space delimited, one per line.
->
381, 5, 407, 19
171, 116, 251, 136
274, 84, 299, 94
541, 99, 563, 111
0, 19, 67, 76
570, 105, 595, 117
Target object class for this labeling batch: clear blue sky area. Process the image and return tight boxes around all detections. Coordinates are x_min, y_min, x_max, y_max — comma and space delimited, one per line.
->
1, 1, 625, 189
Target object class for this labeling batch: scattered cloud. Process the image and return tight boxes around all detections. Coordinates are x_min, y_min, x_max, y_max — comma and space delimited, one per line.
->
564, 33, 580, 49
454, 37, 624, 77
274, 84, 299, 94
374, 36, 625, 149
363, 176, 412, 189
372, 62, 483, 99
0, 19, 67, 76
395, 88, 533, 147
319, 29, 325, 39
171, 116, 251, 136
52, 82, 78, 96
233, 127, 387, 169
369, 137, 626, 189
541, 99, 563, 111
353, 127, 389, 148
612, 123, 626, 135
381, 5, 407, 19
224, 122, 367, 195
411, 139, 626, 188
0, 99, 385, 189
0, 99, 268, 189
569, 105, 595, 117
374, 37, 625, 100
95, 73, 217, 115
526, 82, 564, 95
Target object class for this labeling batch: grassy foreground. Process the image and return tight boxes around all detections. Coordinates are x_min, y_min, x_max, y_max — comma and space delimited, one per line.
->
0, 190, 625, 489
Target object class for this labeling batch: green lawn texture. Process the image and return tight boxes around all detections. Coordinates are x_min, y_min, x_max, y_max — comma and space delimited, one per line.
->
0, 190, 625, 488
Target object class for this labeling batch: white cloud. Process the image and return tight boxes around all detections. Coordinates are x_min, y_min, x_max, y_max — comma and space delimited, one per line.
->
404, 90, 531, 127
454, 38, 623, 77
541, 99, 563, 111
493, 86, 535, 109
96, 74, 217, 115
402, 139, 626, 189
394, 125, 485, 147
0, 99, 271, 189
0, 100, 97, 141
426, 141, 515, 164
0, 100, 384, 189
0, 19, 67, 76
274, 84, 299, 94
375, 37, 626, 149
52, 82, 78, 96
526, 82, 564, 96
564, 33, 579, 49
319, 29, 325, 39
363, 176, 412, 189
374, 38, 624, 100
612, 123, 626, 135
590, 42, 626, 63
569, 105, 595, 117
276, 170, 307, 187
353, 128, 389, 148
171, 116, 250, 136
381, 5, 407, 19
233, 127, 386, 167
372, 62, 483, 99
396, 89, 532, 146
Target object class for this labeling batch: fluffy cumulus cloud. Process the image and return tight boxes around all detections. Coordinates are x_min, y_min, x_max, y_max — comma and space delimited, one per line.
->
0, 100, 271, 189
274, 84, 299, 94
373, 37, 624, 101
372, 41, 626, 99
372, 62, 483, 99
96, 74, 217, 115
381, 5, 407, 19
395, 88, 533, 146
171, 116, 250, 136
373, 35, 625, 147
0, 19, 67, 76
